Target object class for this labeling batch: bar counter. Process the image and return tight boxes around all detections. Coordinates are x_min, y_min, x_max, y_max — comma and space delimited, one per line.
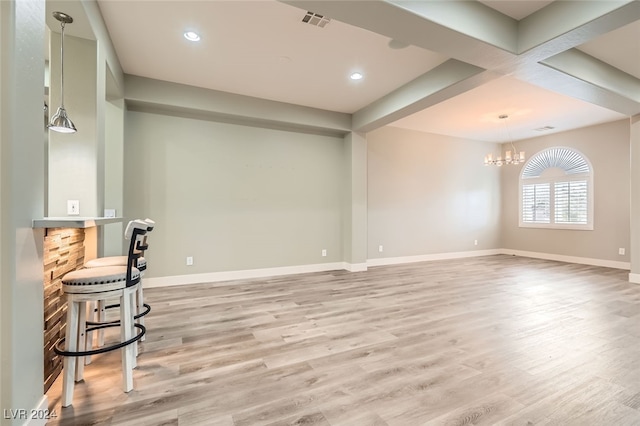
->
33, 217, 123, 392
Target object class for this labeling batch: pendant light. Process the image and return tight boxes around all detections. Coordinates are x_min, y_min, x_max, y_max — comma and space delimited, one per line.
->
48, 12, 77, 134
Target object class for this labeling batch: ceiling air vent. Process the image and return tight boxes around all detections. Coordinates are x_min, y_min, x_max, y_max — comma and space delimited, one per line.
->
302, 11, 330, 28
534, 126, 555, 132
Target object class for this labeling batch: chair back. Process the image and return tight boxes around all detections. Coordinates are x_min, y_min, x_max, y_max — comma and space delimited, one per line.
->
124, 220, 149, 287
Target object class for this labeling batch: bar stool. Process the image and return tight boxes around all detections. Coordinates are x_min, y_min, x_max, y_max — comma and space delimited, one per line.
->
85, 219, 154, 348
55, 220, 148, 407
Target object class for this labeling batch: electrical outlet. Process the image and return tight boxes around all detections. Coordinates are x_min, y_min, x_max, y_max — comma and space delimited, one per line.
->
186, 256, 194, 266
474, 240, 478, 246
321, 249, 327, 257
619, 248, 625, 255
378, 245, 383, 253
67, 200, 79, 216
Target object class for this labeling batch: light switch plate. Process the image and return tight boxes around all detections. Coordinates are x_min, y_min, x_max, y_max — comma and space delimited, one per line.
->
67, 200, 79, 216
104, 209, 116, 218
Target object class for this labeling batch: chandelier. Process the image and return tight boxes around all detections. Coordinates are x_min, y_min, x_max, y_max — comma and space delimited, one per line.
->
484, 114, 524, 166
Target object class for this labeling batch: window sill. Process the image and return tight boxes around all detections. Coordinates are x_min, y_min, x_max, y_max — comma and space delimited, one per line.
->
519, 222, 593, 231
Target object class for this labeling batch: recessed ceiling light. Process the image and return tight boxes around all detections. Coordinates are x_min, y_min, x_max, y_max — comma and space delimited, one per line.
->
184, 31, 200, 42
350, 72, 363, 80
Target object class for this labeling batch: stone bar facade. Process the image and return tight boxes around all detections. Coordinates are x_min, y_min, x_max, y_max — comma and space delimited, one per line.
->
43, 228, 85, 392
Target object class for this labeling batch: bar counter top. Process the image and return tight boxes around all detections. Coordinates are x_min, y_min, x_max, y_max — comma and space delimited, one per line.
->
33, 217, 123, 229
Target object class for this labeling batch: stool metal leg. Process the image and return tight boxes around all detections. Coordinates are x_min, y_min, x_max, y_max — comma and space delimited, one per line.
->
137, 284, 145, 342
62, 298, 79, 407
97, 299, 106, 346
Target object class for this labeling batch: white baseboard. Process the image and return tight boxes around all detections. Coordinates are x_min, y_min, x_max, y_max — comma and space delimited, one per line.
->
144, 249, 632, 289
501, 249, 631, 270
144, 262, 347, 288
367, 249, 502, 267
344, 262, 368, 272
20, 395, 48, 426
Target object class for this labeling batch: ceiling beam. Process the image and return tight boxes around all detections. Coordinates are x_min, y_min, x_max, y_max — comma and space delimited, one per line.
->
389, 0, 518, 53
124, 75, 352, 136
281, 0, 518, 70
543, 49, 640, 104
353, 60, 495, 132
517, 61, 640, 117
518, 1, 639, 55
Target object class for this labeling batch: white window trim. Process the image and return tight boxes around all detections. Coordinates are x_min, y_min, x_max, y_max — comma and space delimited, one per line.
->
518, 147, 594, 230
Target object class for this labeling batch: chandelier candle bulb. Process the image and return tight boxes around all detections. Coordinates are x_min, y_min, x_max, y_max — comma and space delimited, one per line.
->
520, 151, 525, 161
505, 150, 512, 162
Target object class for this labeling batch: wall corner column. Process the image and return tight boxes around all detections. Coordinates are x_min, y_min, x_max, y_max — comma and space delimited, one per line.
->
630, 115, 640, 284
343, 132, 368, 272
1, 0, 47, 422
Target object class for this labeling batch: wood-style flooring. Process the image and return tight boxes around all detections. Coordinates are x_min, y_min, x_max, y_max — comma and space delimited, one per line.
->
45, 255, 640, 425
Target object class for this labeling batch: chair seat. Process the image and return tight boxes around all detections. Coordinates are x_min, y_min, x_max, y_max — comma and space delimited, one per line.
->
85, 256, 146, 271
62, 266, 140, 294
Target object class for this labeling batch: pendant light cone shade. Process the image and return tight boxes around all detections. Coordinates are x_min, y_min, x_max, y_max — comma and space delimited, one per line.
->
49, 12, 77, 134
49, 106, 77, 133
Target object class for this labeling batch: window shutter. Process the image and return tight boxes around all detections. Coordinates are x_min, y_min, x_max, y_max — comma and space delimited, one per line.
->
522, 183, 550, 223
555, 180, 588, 224
522, 147, 590, 178
520, 147, 592, 230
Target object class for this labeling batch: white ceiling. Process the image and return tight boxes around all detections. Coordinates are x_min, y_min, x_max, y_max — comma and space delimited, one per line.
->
81, 1, 639, 142
577, 20, 640, 80
98, 0, 448, 114
390, 75, 626, 142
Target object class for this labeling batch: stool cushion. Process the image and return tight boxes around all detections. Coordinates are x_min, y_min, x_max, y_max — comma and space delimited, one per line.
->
62, 266, 140, 294
85, 256, 146, 271
85, 256, 127, 268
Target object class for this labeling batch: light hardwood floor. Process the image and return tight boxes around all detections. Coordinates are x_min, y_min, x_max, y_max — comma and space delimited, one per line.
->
45, 255, 640, 425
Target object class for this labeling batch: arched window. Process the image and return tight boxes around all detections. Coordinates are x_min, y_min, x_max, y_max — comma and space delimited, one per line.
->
519, 147, 593, 230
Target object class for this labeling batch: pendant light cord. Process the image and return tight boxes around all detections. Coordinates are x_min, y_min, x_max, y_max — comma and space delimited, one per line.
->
502, 116, 517, 154
60, 21, 66, 108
